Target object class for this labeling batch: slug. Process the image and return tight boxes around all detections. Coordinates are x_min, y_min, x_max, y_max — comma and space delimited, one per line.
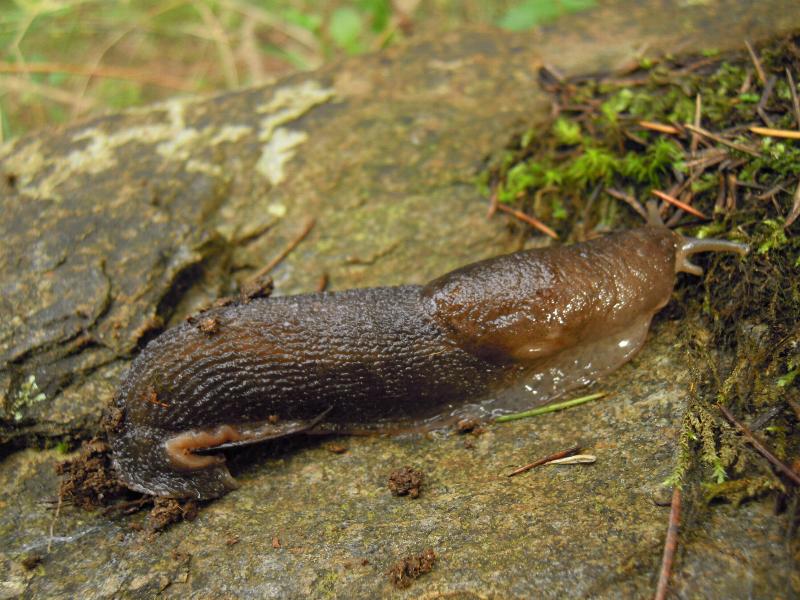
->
109, 213, 746, 499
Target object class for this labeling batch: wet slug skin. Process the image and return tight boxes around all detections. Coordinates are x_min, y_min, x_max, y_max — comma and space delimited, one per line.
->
109, 222, 747, 500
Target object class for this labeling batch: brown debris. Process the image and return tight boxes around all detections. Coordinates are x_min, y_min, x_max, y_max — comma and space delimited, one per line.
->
147, 497, 199, 532
326, 443, 348, 454
146, 386, 168, 408
197, 316, 220, 336
239, 274, 274, 302
387, 548, 437, 589
456, 418, 480, 434
272, 536, 282, 549
507, 444, 581, 477
387, 466, 424, 499
56, 439, 126, 510
101, 406, 125, 434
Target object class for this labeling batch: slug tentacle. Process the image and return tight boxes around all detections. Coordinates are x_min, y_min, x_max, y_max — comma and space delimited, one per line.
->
646, 200, 664, 227
676, 237, 749, 275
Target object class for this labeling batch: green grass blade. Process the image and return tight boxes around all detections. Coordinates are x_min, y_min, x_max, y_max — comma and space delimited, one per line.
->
494, 391, 607, 423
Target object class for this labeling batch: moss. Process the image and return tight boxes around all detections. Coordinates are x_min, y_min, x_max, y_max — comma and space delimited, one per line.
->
703, 476, 784, 507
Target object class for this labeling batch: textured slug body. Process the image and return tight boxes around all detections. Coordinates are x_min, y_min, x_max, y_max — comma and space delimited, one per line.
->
109, 224, 746, 499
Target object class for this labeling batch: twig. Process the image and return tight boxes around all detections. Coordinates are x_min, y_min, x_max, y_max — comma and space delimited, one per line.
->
654, 487, 681, 600
195, 2, 240, 88
47, 493, 63, 553
786, 179, 800, 229
690, 94, 702, 155
786, 68, 800, 129
756, 75, 777, 127
70, 0, 189, 120
638, 121, 680, 135
725, 172, 738, 212
487, 187, 499, 218
507, 445, 581, 477
101, 496, 154, 517
754, 181, 788, 201
0, 75, 95, 110
316, 273, 329, 292
250, 217, 316, 282
606, 188, 648, 221
651, 190, 709, 220
495, 392, 607, 423
218, 0, 321, 52
739, 70, 753, 95
539, 64, 567, 87
717, 404, 800, 486
787, 398, 800, 421
684, 124, 760, 157
495, 203, 558, 239
665, 193, 696, 228
548, 454, 596, 465
744, 40, 767, 86
749, 405, 785, 432
682, 148, 727, 170
749, 126, 800, 140
0, 61, 193, 90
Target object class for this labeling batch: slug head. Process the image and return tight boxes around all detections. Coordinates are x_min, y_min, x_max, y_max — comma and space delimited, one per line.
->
646, 200, 749, 275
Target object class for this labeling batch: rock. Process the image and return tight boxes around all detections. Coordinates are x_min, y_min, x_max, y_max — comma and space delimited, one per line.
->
1, 0, 798, 597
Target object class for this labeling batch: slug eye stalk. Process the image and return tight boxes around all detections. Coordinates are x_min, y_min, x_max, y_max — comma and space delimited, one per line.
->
676, 237, 749, 276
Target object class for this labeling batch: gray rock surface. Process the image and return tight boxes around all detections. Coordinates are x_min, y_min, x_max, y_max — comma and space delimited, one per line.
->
1, 0, 798, 597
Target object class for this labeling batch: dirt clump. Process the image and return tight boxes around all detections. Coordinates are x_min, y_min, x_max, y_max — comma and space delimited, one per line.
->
387, 466, 424, 498
56, 438, 126, 509
387, 548, 437, 589
147, 497, 199, 532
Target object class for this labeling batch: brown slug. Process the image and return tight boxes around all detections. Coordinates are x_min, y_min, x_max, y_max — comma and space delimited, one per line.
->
109, 214, 746, 499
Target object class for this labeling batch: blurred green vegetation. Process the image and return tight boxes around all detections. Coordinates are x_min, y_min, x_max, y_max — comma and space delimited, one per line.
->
0, 0, 596, 141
